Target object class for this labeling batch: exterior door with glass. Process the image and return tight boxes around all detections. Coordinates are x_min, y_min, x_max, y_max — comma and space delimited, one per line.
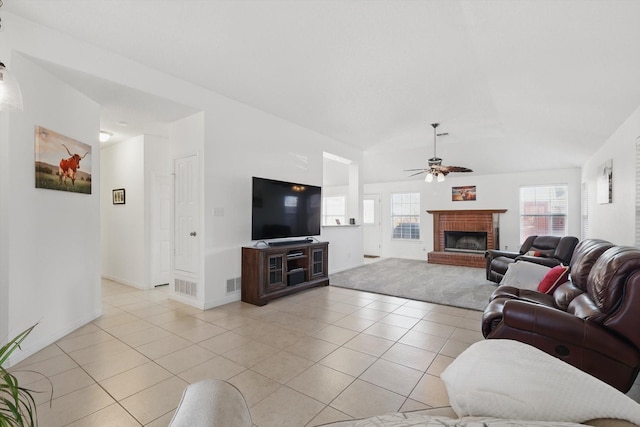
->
363, 194, 381, 257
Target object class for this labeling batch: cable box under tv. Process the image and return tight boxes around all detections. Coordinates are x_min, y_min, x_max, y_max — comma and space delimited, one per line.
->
287, 251, 304, 258
288, 268, 306, 286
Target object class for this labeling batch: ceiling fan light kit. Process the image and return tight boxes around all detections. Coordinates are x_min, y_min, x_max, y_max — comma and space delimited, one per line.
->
0, 61, 24, 112
0, 1, 24, 113
405, 122, 473, 183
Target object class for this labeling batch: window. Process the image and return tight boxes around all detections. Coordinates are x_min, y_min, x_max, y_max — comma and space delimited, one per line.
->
520, 185, 568, 242
391, 192, 420, 239
323, 196, 346, 225
363, 199, 375, 225
582, 181, 589, 240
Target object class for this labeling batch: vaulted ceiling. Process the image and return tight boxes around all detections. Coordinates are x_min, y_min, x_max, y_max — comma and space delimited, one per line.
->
6, 0, 640, 178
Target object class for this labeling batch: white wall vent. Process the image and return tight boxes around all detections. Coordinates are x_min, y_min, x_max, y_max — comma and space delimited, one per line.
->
226, 277, 241, 293
175, 279, 197, 297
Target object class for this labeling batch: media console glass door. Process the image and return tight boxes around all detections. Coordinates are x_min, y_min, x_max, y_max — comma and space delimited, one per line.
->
311, 248, 324, 277
265, 253, 286, 292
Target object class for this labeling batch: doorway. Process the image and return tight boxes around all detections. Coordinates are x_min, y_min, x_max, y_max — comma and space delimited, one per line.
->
363, 194, 381, 258
150, 173, 172, 287
174, 154, 199, 275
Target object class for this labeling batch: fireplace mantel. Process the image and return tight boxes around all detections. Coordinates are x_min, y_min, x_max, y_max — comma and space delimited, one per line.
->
427, 209, 507, 267
427, 209, 508, 215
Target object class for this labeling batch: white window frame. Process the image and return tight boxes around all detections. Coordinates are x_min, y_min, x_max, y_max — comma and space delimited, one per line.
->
322, 195, 346, 225
519, 184, 568, 242
391, 192, 421, 240
582, 181, 589, 240
363, 199, 375, 225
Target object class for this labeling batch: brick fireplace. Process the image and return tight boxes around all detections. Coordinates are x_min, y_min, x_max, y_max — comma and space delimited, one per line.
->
427, 209, 507, 268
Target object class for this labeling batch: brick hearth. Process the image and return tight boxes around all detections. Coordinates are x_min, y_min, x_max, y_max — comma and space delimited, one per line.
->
426, 209, 507, 268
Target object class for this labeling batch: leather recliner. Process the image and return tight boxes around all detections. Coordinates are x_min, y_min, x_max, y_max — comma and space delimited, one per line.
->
485, 235, 579, 283
482, 240, 640, 392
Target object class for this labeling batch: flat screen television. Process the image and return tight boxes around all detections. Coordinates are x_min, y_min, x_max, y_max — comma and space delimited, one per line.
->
252, 177, 322, 241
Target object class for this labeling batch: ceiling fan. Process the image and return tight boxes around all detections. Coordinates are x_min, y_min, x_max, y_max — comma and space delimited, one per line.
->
405, 123, 473, 182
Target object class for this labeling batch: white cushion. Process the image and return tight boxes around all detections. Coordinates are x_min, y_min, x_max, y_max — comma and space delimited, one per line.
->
345, 413, 587, 426
440, 340, 640, 425
499, 261, 550, 290
169, 379, 252, 427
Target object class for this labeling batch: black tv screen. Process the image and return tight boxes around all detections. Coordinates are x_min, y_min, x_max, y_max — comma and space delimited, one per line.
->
252, 177, 322, 240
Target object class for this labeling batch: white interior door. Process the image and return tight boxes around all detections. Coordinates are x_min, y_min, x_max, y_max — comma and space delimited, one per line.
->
174, 155, 199, 274
150, 173, 172, 287
363, 194, 381, 257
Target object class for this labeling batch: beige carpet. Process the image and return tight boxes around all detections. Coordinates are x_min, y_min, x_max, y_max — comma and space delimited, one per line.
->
329, 258, 497, 311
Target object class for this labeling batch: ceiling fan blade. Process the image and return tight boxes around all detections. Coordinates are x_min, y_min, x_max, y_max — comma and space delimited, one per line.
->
445, 166, 473, 173
408, 171, 426, 177
403, 168, 428, 172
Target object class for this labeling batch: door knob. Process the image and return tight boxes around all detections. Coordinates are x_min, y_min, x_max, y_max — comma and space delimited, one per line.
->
190, 231, 197, 237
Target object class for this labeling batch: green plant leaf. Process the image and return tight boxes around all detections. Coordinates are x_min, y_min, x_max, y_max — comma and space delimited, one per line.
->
0, 324, 37, 367
0, 324, 43, 427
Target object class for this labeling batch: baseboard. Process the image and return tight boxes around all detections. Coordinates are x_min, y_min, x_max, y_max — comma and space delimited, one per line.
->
101, 274, 146, 289
7, 309, 102, 367
204, 292, 241, 310
330, 260, 364, 274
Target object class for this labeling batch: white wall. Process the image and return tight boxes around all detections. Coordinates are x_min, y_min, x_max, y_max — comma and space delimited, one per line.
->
0, 56, 11, 348
364, 168, 582, 260
201, 100, 364, 308
101, 136, 145, 287
1, 53, 101, 363
322, 225, 364, 273
582, 105, 640, 244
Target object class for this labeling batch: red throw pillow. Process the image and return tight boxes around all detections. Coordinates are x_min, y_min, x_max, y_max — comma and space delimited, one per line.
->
537, 264, 570, 294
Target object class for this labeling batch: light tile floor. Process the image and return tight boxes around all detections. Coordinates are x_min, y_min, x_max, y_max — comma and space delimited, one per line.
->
12, 277, 640, 426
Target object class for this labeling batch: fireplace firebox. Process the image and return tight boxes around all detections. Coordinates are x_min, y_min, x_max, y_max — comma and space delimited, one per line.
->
444, 231, 487, 254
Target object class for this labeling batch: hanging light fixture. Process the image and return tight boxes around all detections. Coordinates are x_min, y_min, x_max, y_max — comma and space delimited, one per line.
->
0, 61, 23, 112
0, 0, 24, 112
425, 123, 446, 183
99, 131, 113, 142
405, 123, 473, 182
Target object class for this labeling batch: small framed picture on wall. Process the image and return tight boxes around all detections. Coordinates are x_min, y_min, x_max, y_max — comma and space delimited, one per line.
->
112, 188, 126, 205
597, 159, 613, 204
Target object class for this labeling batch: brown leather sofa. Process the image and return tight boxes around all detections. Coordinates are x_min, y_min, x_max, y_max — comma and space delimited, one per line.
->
482, 239, 640, 392
485, 235, 579, 283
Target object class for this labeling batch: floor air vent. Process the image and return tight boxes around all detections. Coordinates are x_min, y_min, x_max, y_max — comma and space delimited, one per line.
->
226, 277, 241, 293
175, 279, 197, 297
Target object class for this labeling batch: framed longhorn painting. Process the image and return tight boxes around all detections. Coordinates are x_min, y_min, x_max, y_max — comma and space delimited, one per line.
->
452, 185, 477, 201
34, 125, 92, 194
